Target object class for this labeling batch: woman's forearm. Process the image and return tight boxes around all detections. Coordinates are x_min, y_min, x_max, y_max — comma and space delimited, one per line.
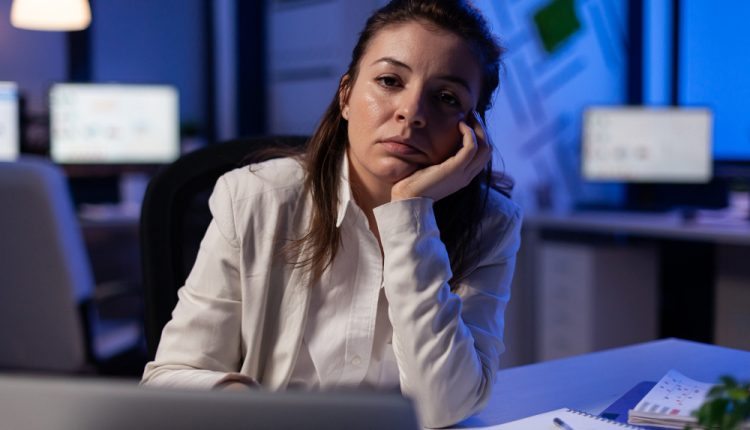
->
374, 197, 521, 428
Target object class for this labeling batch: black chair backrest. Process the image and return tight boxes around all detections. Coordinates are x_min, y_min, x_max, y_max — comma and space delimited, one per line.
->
140, 136, 308, 358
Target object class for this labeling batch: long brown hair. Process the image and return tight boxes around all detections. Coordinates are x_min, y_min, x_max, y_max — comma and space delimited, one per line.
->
267, 0, 510, 288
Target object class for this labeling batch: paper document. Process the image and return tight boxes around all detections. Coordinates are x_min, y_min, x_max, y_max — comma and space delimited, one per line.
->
628, 369, 713, 429
492, 407, 643, 429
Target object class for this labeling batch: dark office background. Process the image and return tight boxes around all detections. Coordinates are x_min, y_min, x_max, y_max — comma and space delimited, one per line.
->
2, 0, 748, 212
1, 0, 749, 374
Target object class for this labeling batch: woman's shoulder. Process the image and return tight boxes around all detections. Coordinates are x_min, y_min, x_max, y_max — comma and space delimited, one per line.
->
217, 157, 307, 202
476, 188, 523, 259
207, 157, 309, 243
483, 188, 523, 228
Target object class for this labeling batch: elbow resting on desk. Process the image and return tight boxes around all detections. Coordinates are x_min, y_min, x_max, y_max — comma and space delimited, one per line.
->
409, 362, 495, 428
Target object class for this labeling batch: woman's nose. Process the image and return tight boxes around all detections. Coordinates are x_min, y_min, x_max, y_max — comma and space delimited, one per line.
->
395, 90, 427, 128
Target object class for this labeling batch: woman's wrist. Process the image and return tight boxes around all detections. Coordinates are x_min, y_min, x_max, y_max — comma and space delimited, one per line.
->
214, 373, 259, 391
217, 381, 254, 391
390, 183, 413, 201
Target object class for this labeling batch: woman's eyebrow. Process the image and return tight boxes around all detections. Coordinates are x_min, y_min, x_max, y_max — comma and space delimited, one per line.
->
371, 56, 412, 70
371, 57, 473, 94
435, 75, 472, 94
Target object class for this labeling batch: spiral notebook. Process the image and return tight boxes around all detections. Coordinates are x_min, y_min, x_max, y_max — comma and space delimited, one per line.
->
492, 407, 645, 429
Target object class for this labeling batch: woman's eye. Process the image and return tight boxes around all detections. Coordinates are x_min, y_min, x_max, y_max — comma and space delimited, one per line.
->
438, 91, 461, 108
376, 76, 401, 88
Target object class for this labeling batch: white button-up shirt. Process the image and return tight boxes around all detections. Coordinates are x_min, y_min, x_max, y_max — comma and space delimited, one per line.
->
142, 155, 522, 427
289, 160, 399, 389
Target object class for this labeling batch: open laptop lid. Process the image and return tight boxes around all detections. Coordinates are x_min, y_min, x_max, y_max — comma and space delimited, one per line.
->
0, 375, 420, 430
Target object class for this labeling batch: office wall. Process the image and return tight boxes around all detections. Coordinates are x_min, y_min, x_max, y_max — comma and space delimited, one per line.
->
475, 0, 628, 213
0, 0, 209, 139
2, 0, 629, 206
0, 0, 633, 227
266, 0, 384, 134
0, 0, 68, 114
89, 0, 208, 132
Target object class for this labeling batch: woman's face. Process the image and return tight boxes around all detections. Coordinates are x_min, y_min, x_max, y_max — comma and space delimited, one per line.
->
342, 20, 482, 193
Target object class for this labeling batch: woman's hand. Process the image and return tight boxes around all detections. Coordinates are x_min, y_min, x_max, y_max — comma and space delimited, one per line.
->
215, 375, 259, 392
391, 111, 491, 202
218, 381, 254, 391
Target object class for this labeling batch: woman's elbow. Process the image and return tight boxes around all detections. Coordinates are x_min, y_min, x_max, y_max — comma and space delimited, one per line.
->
414, 372, 493, 428
419, 396, 487, 429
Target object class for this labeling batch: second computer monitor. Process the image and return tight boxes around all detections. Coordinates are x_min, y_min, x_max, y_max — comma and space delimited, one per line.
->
49, 83, 179, 165
0, 82, 20, 162
582, 107, 713, 183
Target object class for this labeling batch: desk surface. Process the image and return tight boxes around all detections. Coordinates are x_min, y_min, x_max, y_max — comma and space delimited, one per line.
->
526, 211, 750, 245
458, 338, 750, 428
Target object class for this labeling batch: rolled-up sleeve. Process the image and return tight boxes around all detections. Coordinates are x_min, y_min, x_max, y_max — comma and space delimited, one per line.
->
373, 196, 522, 428
141, 175, 245, 389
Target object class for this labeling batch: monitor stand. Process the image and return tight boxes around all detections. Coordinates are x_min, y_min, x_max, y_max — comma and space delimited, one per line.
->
625, 181, 729, 213
119, 172, 149, 213
75, 172, 150, 223
68, 175, 120, 207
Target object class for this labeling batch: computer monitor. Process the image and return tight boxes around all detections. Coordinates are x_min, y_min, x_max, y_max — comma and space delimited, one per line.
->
0, 82, 20, 161
582, 107, 712, 183
49, 83, 179, 165
677, 2, 750, 186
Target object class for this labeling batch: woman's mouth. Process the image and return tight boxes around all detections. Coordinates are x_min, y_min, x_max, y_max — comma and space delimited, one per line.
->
379, 139, 423, 156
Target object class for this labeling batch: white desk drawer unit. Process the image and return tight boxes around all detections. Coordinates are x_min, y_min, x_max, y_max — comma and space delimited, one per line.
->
536, 241, 659, 361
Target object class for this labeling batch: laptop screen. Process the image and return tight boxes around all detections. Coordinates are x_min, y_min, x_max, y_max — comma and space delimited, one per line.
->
0, 375, 420, 430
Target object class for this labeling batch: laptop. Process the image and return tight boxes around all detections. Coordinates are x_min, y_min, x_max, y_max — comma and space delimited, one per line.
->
0, 374, 420, 430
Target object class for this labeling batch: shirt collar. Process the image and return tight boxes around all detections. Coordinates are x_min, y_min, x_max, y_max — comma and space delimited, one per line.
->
335, 151, 354, 228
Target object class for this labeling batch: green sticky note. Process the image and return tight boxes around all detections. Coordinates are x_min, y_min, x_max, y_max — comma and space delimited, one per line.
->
533, 0, 582, 53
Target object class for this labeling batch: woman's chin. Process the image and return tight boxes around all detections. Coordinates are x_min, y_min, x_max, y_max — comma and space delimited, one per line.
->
374, 160, 420, 183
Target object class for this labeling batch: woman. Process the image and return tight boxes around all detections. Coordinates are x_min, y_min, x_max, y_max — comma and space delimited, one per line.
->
142, 0, 522, 427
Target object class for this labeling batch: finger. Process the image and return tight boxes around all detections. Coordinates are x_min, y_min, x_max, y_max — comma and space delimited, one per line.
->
455, 120, 479, 166
463, 112, 492, 177
460, 119, 480, 152
464, 149, 491, 180
471, 111, 491, 158
472, 111, 488, 145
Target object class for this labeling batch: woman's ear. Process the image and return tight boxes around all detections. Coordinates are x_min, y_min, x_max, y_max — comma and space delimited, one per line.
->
339, 74, 352, 120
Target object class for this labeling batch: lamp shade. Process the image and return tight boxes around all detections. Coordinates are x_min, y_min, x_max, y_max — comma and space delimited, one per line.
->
11, 0, 91, 31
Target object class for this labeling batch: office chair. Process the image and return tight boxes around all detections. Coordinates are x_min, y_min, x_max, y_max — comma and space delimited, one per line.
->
0, 157, 144, 374
140, 135, 308, 358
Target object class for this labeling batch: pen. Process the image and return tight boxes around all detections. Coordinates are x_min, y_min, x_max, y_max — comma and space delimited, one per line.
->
553, 417, 576, 430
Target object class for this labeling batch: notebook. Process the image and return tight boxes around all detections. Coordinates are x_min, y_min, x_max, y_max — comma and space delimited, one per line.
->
599, 381, 662, 429
492, 407, 645, 429
627, 369, 714, 429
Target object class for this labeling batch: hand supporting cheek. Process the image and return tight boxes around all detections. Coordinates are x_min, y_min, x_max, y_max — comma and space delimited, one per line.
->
391, 111, 492, 202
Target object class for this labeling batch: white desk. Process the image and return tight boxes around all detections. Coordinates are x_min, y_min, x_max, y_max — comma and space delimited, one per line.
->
515, 212, 750, 358
457, 338, 750, 428
526, 211, 750, 246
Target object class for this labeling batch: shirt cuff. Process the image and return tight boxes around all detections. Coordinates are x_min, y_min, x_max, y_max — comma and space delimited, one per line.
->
373, 197, 437, 238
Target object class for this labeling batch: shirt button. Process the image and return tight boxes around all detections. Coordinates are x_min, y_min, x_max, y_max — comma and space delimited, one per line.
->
351, 355, 362, 366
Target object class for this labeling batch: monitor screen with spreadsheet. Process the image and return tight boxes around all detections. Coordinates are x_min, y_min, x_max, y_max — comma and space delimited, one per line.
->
0, 82, 20, 161
49, 83, 179, 165
582, 107, 712, 183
